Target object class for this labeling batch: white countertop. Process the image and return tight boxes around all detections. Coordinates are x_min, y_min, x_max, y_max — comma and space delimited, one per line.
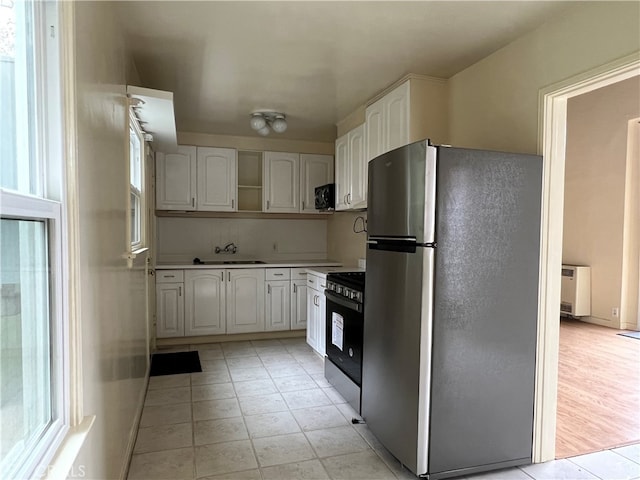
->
155, 259, 343, 270
305, 266, 365, 278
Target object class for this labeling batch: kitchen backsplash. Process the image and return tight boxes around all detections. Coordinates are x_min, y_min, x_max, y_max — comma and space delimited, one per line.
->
156, 217, 328, 263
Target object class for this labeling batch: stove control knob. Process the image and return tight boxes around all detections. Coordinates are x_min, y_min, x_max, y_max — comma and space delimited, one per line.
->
336, 286, 343, 294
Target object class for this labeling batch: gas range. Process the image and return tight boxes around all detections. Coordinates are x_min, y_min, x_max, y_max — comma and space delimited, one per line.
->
324, 270, 366, 413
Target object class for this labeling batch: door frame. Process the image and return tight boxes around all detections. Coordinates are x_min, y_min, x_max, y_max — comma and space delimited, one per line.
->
533, 51, 640, 462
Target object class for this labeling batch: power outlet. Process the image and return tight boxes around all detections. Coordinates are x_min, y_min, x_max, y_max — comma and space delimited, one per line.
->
612, 307, 619, 318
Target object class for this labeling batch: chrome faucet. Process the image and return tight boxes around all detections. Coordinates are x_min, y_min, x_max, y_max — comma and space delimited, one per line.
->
215, 242, 238, 254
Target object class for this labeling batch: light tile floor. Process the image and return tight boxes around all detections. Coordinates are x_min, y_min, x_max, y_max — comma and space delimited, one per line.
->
128, 338, 640, 480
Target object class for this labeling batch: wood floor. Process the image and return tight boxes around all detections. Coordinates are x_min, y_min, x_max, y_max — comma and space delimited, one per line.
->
556, 318, 640, 459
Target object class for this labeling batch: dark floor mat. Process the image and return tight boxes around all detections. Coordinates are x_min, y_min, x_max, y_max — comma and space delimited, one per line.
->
617, 331, 640, 340
150, 351, 202, 376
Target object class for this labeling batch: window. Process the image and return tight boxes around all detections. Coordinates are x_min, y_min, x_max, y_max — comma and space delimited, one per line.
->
1, 1, 68, 478
129, 110, 145, 250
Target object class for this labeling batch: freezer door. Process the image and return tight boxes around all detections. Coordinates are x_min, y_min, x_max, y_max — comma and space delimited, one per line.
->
367, 140, 436, 244
361, 245, 433, 475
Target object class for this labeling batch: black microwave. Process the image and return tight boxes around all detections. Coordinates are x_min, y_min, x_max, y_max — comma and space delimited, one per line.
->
314, 183, 335, 210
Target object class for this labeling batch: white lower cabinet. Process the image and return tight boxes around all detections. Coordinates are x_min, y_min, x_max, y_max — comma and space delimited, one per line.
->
227, 269, 266, 334
265, 280, 291, 331
156, 267, 326, 339
184, 270, 226, 336
306, 273, 327, 356
156, 283, 184, 338
291, 280, 307, 330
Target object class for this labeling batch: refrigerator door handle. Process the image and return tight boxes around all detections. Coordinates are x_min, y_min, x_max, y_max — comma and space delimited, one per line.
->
369, 236, 417, 243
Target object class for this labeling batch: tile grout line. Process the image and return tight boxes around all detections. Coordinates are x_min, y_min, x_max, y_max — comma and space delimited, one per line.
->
229, 353, 266, 480
189, 370, 196, 480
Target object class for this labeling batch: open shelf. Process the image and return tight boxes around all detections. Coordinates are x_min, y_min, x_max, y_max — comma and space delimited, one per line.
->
238, 151, 263, 211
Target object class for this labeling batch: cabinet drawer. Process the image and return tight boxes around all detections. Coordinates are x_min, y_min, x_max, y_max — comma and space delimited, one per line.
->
266, 268, 290, 281
157, 270, 184, 283
291, 268, 307, 280
307, 274, 325, 290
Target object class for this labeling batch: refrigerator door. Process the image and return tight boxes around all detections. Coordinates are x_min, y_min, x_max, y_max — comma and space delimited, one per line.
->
367, 140, 436, 244
361, 245, 434, 475
428, 147, 542, 476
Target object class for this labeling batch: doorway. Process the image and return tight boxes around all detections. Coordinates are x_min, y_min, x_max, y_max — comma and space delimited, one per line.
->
533, 53, 640, 463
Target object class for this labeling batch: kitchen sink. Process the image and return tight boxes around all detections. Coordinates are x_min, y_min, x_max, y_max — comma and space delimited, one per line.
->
223, 260, 266, 265
193, 257, 266, 265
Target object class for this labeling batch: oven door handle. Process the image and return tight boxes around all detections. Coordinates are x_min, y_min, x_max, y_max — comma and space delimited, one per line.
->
324, 290, 362, 313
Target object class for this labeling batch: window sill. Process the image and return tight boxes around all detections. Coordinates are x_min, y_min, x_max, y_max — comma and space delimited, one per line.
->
122, 247, 149, 268
44, 416, 95, 480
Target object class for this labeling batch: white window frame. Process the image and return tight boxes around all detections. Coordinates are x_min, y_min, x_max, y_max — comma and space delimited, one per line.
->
128, 108, 146, 254
1, 2, 90, 478
0, 191, 68, 479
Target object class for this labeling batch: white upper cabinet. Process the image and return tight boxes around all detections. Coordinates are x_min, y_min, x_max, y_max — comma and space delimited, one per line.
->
383, 80, 410, 153
156, 145, 197, 210
364, 76, 448, 162
365, 101, 384, 162
365, 80, 409, 161
335, 124, 365, 211
335, 135, 349, 211
300, 154, 334, 213
348, 125, 366, 209
263, 152, 300, 213
196, 147, 237, 211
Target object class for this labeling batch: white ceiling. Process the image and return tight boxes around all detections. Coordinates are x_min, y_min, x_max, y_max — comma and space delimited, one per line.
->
114, 1, 579, 142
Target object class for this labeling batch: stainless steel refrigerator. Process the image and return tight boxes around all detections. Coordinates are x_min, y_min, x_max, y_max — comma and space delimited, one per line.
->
362, 140, 542, 479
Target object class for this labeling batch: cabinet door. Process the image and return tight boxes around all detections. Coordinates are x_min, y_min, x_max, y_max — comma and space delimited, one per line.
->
300, 154, 334, 213
306, 288, 319, 351
265, 280, 291, 331
184, 270, 226, 336
196, 147, 237, 211
291, 280, 307, 330
317, 293, 327, 357
365, 98, 384, 162
384, 81, 410, 153
263, 152, 300, 213
348, 124, 366, 209
156, 283, 184, 338
227, 269, 265, 334
334, 134, 350, 211
156, 146, 196, 210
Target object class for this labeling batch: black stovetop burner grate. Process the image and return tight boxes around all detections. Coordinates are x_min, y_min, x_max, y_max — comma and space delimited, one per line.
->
327, 271, 365, 291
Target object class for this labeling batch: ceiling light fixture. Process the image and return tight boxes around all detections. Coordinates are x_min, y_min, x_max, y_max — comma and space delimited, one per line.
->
250, 111, 287, 136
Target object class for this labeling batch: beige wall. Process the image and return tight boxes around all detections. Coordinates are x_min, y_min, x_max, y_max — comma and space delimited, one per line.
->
72, 2, 148, 479
448, 2, 640, 154
178, 131, 334, 154
563, 77, 640, 328
327, 212, 367, 266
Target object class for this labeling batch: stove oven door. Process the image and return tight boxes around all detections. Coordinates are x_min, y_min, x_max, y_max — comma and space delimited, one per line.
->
324, 290, 363, 386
